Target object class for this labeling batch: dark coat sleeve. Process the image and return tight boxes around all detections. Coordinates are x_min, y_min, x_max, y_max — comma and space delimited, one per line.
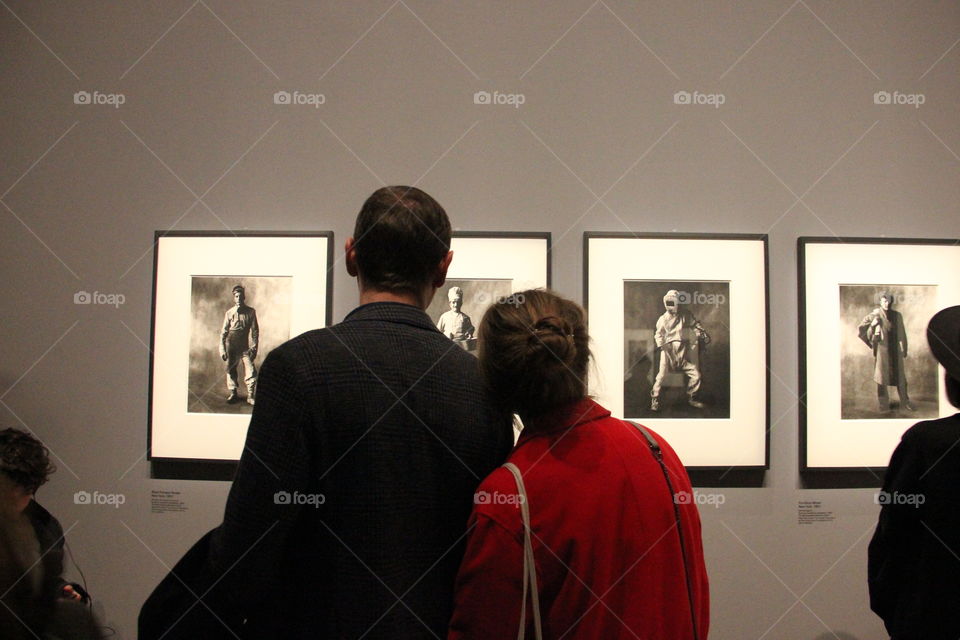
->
140, 346, 313, 640
867, 428, 923, 631
25, 501, 69, 598
208, 345, 314, 622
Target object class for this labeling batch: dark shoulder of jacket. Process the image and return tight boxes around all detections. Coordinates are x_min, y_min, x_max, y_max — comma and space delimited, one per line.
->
24, 500, 61, 536
900, 416, 951, 442
447, 342, 484, 373
259, 328, 336, 367
904, 414, 960, 451
24, 500, 63, 554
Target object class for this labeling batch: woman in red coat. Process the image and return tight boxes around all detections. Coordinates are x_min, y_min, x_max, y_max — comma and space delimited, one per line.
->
448, 289, 709, 639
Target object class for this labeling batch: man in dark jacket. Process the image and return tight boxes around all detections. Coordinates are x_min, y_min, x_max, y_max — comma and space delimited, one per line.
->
869, 305, 960, 639
142, 187, 513, 639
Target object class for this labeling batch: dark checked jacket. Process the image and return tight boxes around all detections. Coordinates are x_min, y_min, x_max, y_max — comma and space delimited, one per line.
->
144, 302, 514, 640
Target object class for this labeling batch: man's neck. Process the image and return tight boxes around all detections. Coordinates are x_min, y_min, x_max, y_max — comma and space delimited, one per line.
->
359, 289, 430, 310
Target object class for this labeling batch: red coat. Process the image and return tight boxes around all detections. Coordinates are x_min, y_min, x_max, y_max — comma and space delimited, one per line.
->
449, 398, 709, 639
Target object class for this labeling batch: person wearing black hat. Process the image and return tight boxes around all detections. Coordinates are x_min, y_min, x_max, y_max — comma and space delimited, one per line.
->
868, 305, 960, 640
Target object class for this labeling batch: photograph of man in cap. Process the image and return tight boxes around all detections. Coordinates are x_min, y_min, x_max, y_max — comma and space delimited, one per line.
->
436, 285, 475, 348
219, 284, 259, 406
869, 305, 960, 640
651, 289, 710, 412
858, 292, 913, 412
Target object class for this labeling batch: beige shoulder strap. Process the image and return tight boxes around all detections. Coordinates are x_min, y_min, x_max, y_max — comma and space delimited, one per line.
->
503, 462, 543, 640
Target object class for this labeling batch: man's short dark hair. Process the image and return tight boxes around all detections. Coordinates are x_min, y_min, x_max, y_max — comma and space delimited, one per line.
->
353, 186, 451, 293
232, 285, 244, 295
0, 428, 55, 494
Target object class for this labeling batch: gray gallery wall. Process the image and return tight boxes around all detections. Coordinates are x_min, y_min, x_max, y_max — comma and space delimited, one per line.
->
2, 1, 959, 637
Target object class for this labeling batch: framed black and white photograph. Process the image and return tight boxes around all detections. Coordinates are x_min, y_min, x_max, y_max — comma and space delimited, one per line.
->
426, 232, 551, 355
623, 280, 731, 420
799, 237, 960, 471
149, 231, 333, 462
585, 233, 769, 470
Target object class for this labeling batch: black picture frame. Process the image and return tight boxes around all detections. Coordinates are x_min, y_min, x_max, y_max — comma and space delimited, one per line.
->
147, 231, 334, 467
798, 236, 960, 473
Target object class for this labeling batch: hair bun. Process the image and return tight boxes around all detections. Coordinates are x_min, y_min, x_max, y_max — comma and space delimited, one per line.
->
528, 316, 576, 364
533, 316, 571, 335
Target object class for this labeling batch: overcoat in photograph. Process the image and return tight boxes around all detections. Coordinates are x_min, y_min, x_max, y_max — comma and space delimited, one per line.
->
858, 307, 908, 386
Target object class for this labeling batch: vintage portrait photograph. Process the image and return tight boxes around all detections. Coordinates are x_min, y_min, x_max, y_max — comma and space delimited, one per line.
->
150, 231, 332, 461
187, 275, 292, 414
426, 278, 513, 355
799, 237, 960, 469
839, 285, 939, 420
623, 280, 731, 419
587, 233, 768, 469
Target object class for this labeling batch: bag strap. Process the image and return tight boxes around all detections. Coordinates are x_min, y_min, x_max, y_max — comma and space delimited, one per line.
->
503, 462, 543, 640
628, 422, 700, 640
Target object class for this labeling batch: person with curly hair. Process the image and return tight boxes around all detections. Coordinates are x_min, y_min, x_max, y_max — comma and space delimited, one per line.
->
0, 428, 97, 639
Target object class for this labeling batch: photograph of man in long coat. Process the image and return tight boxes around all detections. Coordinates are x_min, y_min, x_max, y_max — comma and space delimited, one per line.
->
857, 292, 913, 412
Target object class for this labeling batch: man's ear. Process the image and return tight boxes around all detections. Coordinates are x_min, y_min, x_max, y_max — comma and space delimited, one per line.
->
345, 237, 358, 277
433, 250, 453, 288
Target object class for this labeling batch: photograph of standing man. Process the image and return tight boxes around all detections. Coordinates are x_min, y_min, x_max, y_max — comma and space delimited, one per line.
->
651, 289, 709, 412
858, 292, 913, 412
220, 284, 258, 406
436, 286, 475, 348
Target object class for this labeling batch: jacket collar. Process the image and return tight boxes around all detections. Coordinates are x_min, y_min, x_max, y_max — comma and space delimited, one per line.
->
517, 397, 611, 444
343, 301, 440, 333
